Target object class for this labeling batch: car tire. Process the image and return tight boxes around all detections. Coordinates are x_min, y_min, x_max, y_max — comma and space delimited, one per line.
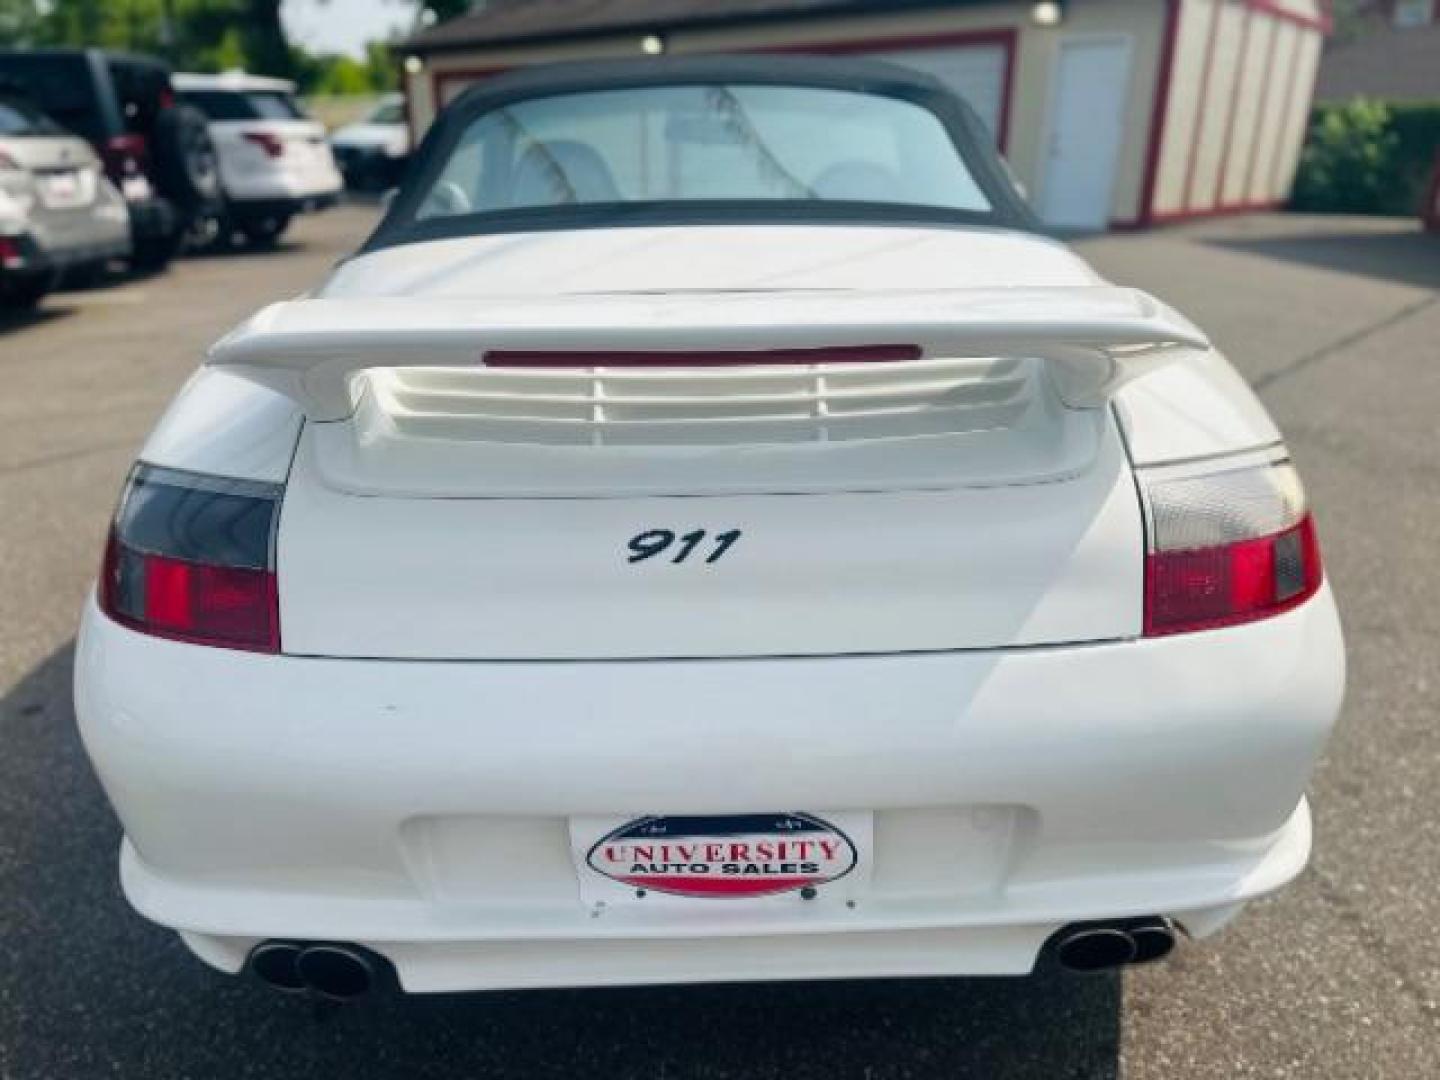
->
0, 276, 51, 310
130, 231, 182, 274
152, 105, 223, 214
238, 213, 292, 249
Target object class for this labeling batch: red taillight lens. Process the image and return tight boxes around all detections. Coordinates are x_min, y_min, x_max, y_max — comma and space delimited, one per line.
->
242, 130, 285, 158
98, 466, 281, 653
102, 133, 148, 183
0, 236, 23, 270
1145, 515, 1321, 636
485, 345, 923, 368
1140, 457, 1323, 636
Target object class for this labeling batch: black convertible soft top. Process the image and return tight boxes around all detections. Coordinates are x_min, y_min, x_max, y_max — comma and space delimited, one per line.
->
363, 54, 1042, 253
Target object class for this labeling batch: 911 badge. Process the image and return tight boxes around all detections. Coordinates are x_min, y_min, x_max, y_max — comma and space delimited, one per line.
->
583, 813, 861, 899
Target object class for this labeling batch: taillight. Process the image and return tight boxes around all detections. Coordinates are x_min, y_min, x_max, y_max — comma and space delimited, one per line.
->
102, 133, 148, 181
0, 149, 19, 171
1141, 457, 1323, 636
0, 237, 23, 270
98, 465, 281, 652
242, 130, 285, 158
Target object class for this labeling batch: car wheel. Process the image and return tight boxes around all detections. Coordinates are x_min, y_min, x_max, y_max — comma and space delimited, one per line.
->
130, 231, 182, 274
152, 105, 223, 214
0, 276, 50, 310
239, 214, 292, 249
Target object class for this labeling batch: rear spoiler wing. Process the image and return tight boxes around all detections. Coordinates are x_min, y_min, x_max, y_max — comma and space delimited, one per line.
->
207, 286, 1211, 421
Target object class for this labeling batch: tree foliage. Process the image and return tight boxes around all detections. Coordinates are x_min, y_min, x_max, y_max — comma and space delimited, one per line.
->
0, 0, 419, 93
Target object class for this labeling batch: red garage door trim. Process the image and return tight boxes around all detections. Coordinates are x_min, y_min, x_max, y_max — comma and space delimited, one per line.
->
1130, 0, 1325, 228
1245, 0, 1333, 33
432, 65, 512, 110
427, 27, 1019, 152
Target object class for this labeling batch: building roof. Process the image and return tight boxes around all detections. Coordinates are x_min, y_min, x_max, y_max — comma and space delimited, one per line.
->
405, 0, 976, 54
1315, 14, 1440, 101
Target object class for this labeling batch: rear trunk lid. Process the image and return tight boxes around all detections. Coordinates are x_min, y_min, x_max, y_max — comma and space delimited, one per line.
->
214, 263, 1207, 661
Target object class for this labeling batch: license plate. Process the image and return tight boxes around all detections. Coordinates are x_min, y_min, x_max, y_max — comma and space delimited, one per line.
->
570, 811, 872, 906
39, 170, 83, 207
121, 175, 152, 201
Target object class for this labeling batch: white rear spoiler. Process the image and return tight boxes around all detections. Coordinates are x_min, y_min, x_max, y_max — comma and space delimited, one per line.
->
207, 286, 1210, 421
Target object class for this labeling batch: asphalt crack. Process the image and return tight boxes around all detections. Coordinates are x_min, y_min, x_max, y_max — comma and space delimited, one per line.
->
1254, 294, 1439, 393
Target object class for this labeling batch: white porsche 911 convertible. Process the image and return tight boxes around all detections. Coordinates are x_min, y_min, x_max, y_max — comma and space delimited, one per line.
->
75, 57, 1344, 1001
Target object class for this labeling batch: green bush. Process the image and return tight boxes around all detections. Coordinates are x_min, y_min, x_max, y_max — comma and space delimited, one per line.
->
1292, 98, 1440, 215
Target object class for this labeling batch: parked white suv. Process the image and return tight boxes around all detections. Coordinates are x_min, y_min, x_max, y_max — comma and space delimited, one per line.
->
174, 72, 341, 246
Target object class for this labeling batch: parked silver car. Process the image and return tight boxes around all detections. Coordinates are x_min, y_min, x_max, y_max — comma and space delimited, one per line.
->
0, 92, 130, 308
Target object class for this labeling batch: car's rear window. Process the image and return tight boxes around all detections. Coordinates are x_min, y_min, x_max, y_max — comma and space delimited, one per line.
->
0, 54, 105, 141
107, 58, 172, 134
183, 90, 305, 122
411, 83, 993, 223
0, 96, 67, 137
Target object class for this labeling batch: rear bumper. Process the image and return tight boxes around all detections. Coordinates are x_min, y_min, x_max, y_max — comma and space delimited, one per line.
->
227, 192, 340, 219
126, 196, 180, 241
221, 161, 344, 209
75, 587, 1345, 990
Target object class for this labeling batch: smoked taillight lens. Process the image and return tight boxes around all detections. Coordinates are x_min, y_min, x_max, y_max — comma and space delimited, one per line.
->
98, 465, 281, 652
1141, 458, 1323, 636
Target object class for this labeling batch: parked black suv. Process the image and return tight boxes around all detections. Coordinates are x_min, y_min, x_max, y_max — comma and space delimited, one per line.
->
0, 49, 221, 270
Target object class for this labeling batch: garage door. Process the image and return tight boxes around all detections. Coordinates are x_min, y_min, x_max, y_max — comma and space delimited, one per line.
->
860, 45, 1008, 144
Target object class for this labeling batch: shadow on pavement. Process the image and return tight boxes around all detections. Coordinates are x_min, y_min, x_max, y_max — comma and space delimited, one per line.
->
0, 305, 70, 335
0, 644, 1121, 1080
1205, 225, 1440, 290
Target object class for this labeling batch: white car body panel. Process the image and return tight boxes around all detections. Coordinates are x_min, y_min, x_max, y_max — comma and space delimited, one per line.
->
77, 583, 1341, 988
75, 130, 1343, 988
206, 117, 343, 203
278, 418, 1141, 659
319, 225, 1100, 296
0, 133, 130, 259
139, 370, 302, 483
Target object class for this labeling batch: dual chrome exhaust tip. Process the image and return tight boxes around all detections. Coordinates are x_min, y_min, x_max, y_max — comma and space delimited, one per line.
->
1050, 917, 1181, 973
248, 940, 384, 1001
249, 918, 1180, 996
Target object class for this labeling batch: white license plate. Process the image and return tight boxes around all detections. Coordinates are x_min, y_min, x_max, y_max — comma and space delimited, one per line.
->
121, 175, 152, 201
39, 170, 84, 207
570, 811, 873, 907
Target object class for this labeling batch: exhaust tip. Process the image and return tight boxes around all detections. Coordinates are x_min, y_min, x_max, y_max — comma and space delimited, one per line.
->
295, 944, 375, 1001
1129, 919, 1178, 964
1054, 927, 1138, 973
248, 941, 306, 992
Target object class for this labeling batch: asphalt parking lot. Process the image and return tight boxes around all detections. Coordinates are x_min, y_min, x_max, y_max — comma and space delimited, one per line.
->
1, 206, 1436, 1078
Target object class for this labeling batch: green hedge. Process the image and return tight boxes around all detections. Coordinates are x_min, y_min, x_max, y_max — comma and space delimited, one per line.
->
1291, 99, 1440, 216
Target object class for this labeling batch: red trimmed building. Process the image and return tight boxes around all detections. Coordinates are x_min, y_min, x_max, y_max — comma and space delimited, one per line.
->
400, 1, 1332, 230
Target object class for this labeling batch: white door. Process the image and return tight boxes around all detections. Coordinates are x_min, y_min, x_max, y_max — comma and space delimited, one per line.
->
1040, 37, 1132, 230
864, 46, 1008, 143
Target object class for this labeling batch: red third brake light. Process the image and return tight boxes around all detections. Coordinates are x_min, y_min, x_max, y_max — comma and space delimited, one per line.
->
1141, 458, 1323, 637
242, 130, 286, 158
98, 466, 281, 653
484, 345, 923, 368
